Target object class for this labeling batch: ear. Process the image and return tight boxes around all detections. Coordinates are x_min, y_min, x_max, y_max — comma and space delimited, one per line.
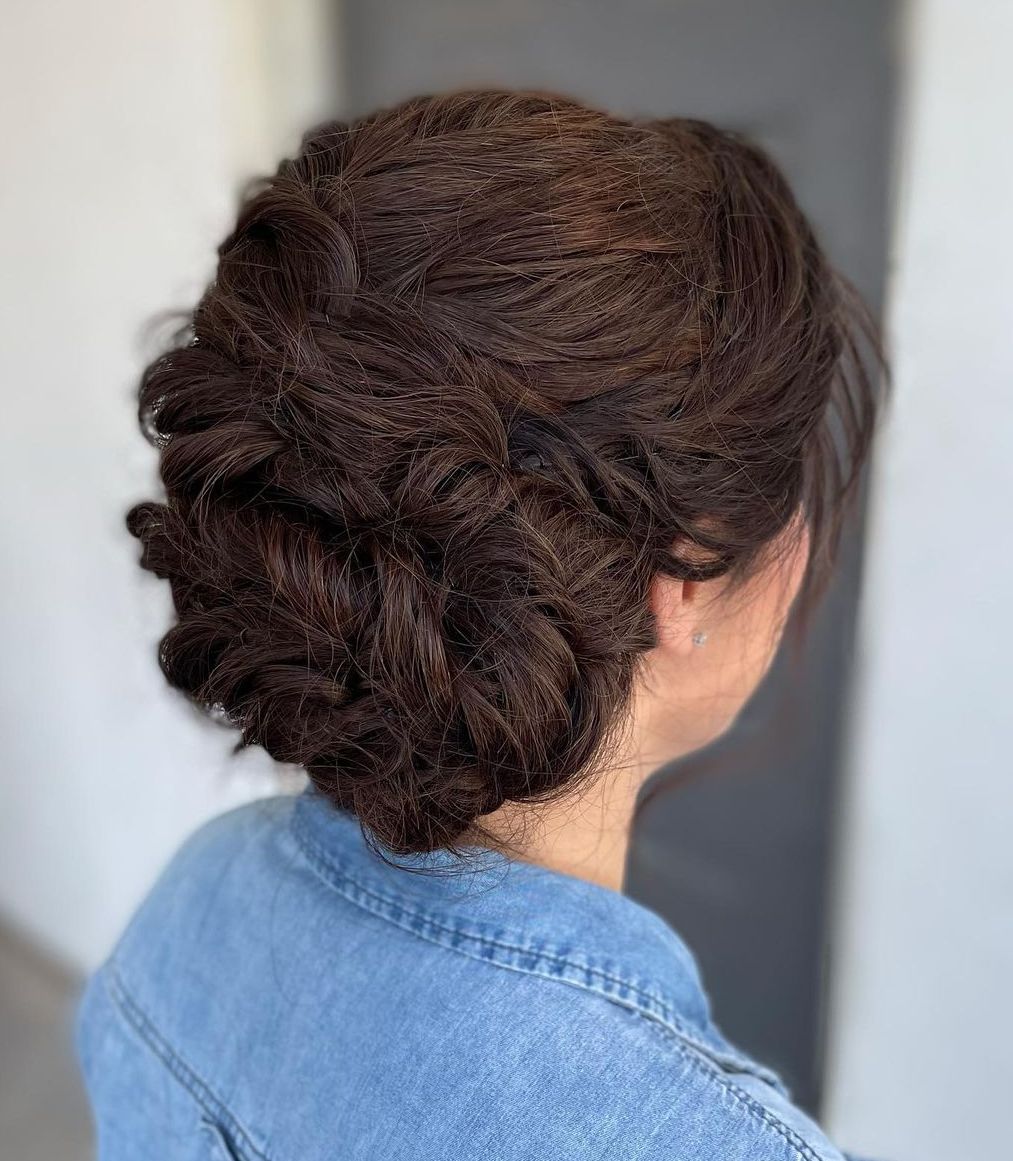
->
649, 573, 704, 658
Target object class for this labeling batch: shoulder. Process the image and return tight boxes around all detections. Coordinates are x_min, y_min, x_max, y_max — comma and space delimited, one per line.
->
472, 979, 849, 1161
625, 1035, 849, 1161
161, 791, 298, 873
117, 794, 300, 944
79, 795, 848, 1161
77, 794, 305, 1065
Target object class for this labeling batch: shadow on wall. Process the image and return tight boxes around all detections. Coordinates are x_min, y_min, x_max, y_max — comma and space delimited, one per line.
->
0, 922, 91, 1161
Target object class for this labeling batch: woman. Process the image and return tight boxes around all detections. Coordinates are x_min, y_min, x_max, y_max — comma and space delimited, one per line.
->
76, 89, 881, 1159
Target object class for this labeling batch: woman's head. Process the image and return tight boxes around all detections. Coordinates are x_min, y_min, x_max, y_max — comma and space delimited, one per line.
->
128, 90, 879, 855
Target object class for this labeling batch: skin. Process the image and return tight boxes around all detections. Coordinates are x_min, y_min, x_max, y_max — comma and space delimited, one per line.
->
482, 513, 812, 891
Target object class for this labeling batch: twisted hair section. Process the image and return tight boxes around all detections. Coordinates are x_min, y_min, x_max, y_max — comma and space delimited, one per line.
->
128, 90, 881, 853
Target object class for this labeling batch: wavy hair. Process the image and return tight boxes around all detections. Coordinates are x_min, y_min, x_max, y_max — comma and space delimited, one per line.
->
127, 90, 881, 853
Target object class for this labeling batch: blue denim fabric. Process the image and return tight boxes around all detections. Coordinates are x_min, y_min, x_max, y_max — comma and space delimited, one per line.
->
75, 787, 854, 1160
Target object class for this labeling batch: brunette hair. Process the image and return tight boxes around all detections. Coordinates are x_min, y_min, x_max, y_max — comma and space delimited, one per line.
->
127, 89, 880, 854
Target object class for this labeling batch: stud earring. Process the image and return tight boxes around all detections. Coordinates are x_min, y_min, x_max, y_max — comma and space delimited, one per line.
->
691, 630, 708, 647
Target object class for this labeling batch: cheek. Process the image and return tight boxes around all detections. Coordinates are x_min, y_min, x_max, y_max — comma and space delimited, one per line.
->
788, 521, 812, 604
719, 544, 808, 707
763, 519, 812, 636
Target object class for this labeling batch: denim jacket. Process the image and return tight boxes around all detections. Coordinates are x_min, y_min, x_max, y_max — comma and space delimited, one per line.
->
75, 787, 853, 1160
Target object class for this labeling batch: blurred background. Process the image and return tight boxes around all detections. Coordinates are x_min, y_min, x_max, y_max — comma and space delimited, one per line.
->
1, 2, 1010, 1159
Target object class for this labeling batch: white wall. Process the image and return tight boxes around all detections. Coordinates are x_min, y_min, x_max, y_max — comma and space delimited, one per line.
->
825, 2, 1013, 1158
0, 0, 333, 973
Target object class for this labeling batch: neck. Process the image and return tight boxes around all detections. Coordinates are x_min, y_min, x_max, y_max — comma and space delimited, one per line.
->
482, 761, 644, 893
480, 686, 689, 892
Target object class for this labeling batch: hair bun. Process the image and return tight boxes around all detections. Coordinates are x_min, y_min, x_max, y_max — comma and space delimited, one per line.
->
127, 91, 878, 852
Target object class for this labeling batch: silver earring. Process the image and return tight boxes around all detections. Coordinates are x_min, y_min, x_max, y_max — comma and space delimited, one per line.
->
691, 630, 708, 647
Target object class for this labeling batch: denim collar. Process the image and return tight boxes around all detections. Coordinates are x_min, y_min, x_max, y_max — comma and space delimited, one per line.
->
291, 784, 782, 1088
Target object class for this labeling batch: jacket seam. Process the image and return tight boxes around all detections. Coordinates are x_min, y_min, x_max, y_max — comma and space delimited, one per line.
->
631, 1009, 833, 1161
103, 963, 270, 1161
291, 808, 778, 1085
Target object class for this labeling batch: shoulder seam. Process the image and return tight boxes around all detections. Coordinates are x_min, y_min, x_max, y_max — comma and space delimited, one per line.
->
291, 808, 780, 1086
102, 964, 271, 1161
629, 1010, 840, 1161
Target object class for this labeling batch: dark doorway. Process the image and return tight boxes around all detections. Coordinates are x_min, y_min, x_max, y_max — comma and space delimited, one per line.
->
337, 0, 897, 1114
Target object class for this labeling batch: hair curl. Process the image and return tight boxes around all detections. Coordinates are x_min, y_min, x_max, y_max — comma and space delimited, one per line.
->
127, 89, 880, 854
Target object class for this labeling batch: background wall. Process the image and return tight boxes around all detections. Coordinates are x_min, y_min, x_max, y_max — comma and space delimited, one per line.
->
0, 0, 331, 972
825, 2, 1013, 1158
